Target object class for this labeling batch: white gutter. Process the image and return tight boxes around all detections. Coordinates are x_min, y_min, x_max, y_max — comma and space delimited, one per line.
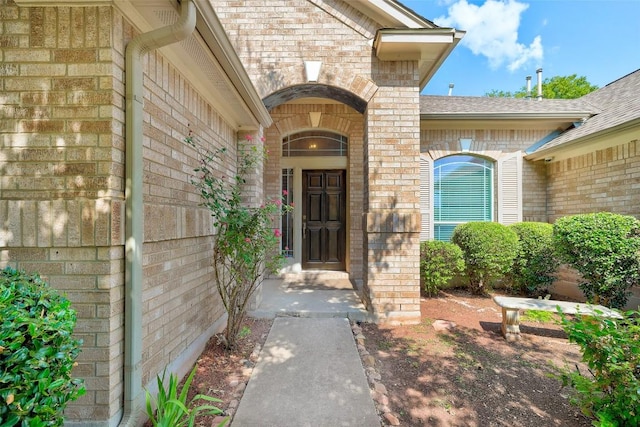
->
122, 1, 196, 425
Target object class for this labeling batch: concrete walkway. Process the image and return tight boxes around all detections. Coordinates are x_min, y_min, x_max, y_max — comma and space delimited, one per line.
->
231, 317, 380, 427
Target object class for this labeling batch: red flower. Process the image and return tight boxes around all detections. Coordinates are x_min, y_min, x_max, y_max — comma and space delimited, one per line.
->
274, 230, 282, 237
282, 189, 288, 196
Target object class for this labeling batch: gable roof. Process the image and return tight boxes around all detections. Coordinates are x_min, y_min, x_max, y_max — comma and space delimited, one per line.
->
530, 69, 640, 155
352, 1, 464, 89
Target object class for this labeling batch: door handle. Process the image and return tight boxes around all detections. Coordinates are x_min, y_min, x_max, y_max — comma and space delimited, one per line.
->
303, 222, 306, 239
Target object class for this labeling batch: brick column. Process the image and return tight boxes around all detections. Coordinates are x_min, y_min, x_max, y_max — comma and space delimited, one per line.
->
238, 129, 270, 308
363, 63, 421, 324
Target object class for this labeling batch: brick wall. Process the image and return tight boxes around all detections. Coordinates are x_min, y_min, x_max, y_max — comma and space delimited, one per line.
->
214, 0, 379, 99
0, 2, 230, 423
0, 3, 125, 420
547, 139, 640, 222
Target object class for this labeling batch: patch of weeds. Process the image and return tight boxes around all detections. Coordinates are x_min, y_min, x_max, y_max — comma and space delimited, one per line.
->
437, 333, 456, 347
238, 326, 251, 339
521, 309, 556, 323
454, 350, 477, 369
378, 340, 394, 351
412, 317, 433, 333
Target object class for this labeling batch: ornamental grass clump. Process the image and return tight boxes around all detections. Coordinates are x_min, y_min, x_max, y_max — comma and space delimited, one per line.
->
187, 131, 292, 349
145, 365, 227, 427
0, 267, 85, 426
451, 222, 519, 295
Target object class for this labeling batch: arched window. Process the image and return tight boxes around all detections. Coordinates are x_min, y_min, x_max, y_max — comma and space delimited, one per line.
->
282, 131, 348, 157
434, 155, 494, 241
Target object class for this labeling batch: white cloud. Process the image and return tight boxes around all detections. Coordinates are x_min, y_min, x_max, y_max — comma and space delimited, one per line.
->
434, 0, 543, 72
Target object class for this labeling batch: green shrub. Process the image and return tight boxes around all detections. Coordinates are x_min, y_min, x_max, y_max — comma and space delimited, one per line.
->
451, 222, 519, 294
145, 365, 227, 427
0, 267, 85, 426
419, 240, 465, 297
508, 222, 559, 296
553, 212, 640, 308
558, 308, 639, 426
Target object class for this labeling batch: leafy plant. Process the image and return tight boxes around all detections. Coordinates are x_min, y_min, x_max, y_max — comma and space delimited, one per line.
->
0, 267, 85, 426
419, 240, 465, 297
553, 212, 640, 308
145, 365, 227, 427
187, 131, 292, 349
451, 222, 519, 294
558, 308, 639, 426
520, 309, 555, 323
508, 222, 559, 296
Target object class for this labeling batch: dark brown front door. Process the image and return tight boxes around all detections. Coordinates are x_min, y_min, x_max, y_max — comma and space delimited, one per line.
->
302, 170, 346, 270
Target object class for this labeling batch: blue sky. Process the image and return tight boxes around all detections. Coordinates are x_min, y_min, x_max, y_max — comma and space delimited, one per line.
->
399, 0, 640, 96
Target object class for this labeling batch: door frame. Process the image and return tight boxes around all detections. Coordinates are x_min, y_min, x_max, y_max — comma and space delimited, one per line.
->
280, 157, 348, 272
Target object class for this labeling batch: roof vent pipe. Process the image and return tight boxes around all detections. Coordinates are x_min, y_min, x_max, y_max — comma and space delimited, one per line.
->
448, 83, 454, 96
525, 75, 532, 99
536, 68, 543, 100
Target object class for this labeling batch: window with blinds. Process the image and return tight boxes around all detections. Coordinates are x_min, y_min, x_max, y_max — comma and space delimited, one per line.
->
434, 155, 494, 241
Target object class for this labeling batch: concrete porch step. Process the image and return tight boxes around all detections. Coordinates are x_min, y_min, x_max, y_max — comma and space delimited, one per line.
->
249, 277, 372, 322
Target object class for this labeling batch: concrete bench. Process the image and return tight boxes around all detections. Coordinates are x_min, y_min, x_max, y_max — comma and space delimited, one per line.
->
492, 296, 622, 341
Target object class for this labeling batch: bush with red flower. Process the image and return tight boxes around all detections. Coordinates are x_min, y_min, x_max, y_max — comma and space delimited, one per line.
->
187, 131, 292, 349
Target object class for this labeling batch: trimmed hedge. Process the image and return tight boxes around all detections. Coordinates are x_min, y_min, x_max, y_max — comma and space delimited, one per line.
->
553, 212, 640, 308
452, 222, 519, 294
419, 240, 465, 297
508, 222, 559, 296
0, 267, 85, 426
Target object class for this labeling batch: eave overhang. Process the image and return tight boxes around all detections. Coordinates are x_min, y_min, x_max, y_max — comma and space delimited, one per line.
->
374, 28, 465, 89
421, 112, 591, 121
525, 117, 640, 162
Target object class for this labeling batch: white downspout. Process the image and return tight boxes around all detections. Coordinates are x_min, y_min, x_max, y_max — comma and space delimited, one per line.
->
122, 1, 196, 425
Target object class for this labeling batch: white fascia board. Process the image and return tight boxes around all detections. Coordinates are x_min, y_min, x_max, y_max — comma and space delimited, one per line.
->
379, 33, 454, 44
365, 0, 433, 28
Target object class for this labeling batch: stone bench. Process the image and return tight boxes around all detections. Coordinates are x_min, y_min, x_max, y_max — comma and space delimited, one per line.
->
492, 296, 622, 341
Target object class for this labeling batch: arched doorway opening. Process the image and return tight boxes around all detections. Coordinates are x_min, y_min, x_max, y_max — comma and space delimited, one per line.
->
281, 130, 348, 271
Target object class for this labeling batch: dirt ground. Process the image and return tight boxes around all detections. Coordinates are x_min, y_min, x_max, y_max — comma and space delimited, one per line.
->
182, 290, 591, 426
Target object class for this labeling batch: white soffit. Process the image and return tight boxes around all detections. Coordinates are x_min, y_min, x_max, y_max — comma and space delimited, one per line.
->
374, 31, 457, 60
132, 2, 261, 129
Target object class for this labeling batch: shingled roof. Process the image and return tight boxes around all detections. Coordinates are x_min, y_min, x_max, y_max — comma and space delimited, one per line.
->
420, 95, 595, 118
533, 68, 640, 152
419, 69, 640, 156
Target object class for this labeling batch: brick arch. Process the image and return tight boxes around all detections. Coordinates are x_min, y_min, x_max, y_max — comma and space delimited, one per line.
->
264, 84, 369, 114
426, 145, 502, 162
271, 109, 361, 137
260, 65, 378, 113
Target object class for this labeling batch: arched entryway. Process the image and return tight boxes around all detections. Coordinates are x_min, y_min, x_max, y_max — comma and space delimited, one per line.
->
262, 85, 366, 278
